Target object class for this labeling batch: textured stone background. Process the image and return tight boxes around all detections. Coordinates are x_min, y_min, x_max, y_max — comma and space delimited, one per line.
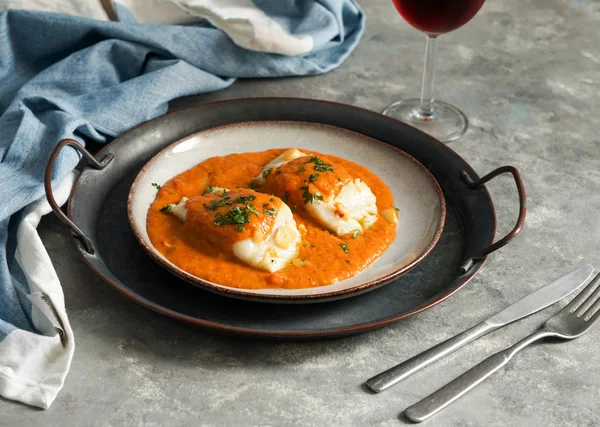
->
2, 0, 600, 426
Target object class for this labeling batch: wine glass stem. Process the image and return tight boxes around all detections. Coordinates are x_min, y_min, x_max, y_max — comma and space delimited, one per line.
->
417, 35, 439, 118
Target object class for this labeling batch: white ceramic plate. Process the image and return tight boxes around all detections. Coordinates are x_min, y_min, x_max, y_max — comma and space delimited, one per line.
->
127, 121, 446, 303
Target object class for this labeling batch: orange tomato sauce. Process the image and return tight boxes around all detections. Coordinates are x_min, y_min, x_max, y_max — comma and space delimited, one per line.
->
147, 149, 396, 289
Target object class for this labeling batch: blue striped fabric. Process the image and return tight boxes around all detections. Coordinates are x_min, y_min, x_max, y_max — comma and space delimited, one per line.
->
0, 1, 363, 354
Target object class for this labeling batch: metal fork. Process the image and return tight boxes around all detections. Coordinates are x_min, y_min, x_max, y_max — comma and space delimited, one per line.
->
404, 272, 600, 423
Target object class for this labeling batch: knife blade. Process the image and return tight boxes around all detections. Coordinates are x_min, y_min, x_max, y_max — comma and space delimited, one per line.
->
365, 264, 594, 393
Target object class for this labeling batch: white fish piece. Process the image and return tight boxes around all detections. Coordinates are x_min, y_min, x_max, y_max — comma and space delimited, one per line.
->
163, 189, 300, 273
232, 203, 301, 273
306, 178, 378, 236
169, 197, 189, 222
261, 153, 381, 237
254, 148, 307, 184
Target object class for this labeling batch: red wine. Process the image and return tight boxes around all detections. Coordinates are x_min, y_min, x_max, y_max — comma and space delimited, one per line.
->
392, 0, 484, 36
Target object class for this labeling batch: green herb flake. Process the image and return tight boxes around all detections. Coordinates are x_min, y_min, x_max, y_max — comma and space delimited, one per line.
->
262, 168, 273, 178
203, 196, 231, 211
233, 195, 256, 205
339, 243, 350, 254
337, 177, 342, 182
305, 156, 335, 172
352, 230, 360, 239
300, 258, 306, 263
300, 186, 313, 204
303, 243, 307, 247
393, 204, 400, 212
248, 182, 258, 189
291, 205, 297, 211
298, 166, 306, 172
314, 193, 323, 202
246, 204, 260, 216
269, 198, 275, 202
308, 173, 319, 183
345, 259, 350, 264
152, 182, 161, 190
221, 189, 228, 196
214, 205, 252, 232
311, 244, 316, 248
159, 204, 172, 214
205, 186, 214, 194
264, 208, 277, 215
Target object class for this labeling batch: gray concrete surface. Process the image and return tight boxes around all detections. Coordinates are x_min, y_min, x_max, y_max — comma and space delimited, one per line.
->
2, 0, 600, 425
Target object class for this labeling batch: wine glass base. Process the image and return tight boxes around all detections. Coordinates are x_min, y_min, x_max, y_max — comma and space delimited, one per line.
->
382, 99, 468, 143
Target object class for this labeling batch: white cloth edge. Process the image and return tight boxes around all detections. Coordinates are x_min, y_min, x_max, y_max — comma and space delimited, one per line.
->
115, 0, 313, 56
0, 171, 76, 409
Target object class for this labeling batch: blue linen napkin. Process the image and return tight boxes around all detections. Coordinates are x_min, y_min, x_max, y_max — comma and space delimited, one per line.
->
0, 0, 364, 408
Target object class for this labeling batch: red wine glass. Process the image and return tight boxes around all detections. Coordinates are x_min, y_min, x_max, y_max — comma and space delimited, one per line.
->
383, 0, 485, 142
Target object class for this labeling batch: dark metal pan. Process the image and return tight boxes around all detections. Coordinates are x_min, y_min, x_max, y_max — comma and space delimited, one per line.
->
44, 98, 526, 339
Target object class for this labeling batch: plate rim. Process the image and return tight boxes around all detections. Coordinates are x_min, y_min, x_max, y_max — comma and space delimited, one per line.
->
126, 120, 447, 302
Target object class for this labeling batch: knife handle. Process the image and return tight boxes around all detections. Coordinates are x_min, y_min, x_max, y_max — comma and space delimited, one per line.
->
365, 321, 497, 393
403, 329, 552, 422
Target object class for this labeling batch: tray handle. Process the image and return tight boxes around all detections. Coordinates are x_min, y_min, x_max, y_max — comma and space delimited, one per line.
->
460, 166, 526, 273
44, 139, 114, 255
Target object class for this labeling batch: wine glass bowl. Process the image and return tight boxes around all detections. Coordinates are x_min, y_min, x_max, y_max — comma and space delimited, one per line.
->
392, 0, 485, 36
384, 0, 485, 142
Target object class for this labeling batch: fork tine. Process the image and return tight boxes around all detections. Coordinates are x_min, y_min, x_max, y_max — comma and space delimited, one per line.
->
588, 302, 600, 323
582, 289, 600, 320
567, 272, 600, 313
576, 275, 600, 316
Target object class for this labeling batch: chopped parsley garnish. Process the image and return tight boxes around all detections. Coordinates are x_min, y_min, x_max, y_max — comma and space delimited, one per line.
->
246, 204, 260, 216
291, 205, 297, 211
298, 166, 306, 172
214, 206, 253, 232
352, 230, 360, 239
205, 186, 214, 194
303, 243, 307, 247
305, 156, 335, 172
345, 259, 350, 264
233, 195, 256, 204
337, 177, 342, 182
339, 243, 350, 253
221, 189, 228, 196
264, 208, 277, 215
300, 258, 306, 262
159, 204, 172, 214
300, 186, 313, 204
269, 198, 275, 202
308, 173, 319, 182
311, 244, 316, 248
300, 186, 323, 204
263, 203, 270, 208
393, 204, 400, 212
248, 182, 258, 189
204, 195, 256, 211
203, 196, 231, 211
152, 183, 161, 190
263, 168, 273, 178
282, 192, 289, 204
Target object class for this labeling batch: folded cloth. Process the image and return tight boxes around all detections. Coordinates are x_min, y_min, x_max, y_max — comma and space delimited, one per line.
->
0, 0, 364, 409
118, 0, 315, 55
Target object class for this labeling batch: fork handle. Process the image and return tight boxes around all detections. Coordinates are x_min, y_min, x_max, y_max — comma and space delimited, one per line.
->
404, 329, 555, 423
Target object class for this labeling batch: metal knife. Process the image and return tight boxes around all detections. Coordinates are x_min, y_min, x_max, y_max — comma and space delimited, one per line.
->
365, 264, 594, 393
